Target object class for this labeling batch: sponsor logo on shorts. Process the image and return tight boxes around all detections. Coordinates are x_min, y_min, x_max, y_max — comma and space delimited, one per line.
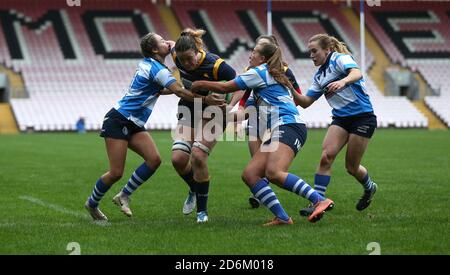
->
294, 138, 301, 151
122, 126, 129, 136
271, 130, 284, 139
357, 125, 369, 134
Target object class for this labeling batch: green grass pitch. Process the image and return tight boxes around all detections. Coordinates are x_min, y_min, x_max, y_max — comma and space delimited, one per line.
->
0, 129, 449, 254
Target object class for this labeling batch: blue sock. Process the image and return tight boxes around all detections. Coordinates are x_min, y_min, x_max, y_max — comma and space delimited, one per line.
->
87, 178, 111, 208
314, 174, 331, 198
251, 178, 290, 222
181, 169, 195, 193
359, 173, 374, 190
122, 163, 155, 196
282, 173, 323, 204
195, 180, 209, 213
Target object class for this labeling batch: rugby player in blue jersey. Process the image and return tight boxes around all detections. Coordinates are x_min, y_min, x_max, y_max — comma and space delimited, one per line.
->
84, 33, 225, 221
191, 41, 334, 226
293, 34, 378, 216
237, 35, 303, 209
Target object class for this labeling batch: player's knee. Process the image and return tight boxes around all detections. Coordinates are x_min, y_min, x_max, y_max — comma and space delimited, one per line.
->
319, 150, 334, 168
171, 140, 191, 169
109, 169, 124, 182
147, 155, 161, 170
191, 149, 208, 168
241, 170, 254, 187
171, 153, 186, 170
346, 163, 359, 176
242, 167, 261, 187
171, 142, 191, 170
265, 168, 282, 185
191, 141, 210, 168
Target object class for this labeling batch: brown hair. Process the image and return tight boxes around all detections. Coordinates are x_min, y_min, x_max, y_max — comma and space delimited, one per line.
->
257, 42, 293, 91
256, 34, 279, 46
256, 35, 288, 67
140, 33, 159, 58
309, 33, 351, 55
175, 28, 206, 53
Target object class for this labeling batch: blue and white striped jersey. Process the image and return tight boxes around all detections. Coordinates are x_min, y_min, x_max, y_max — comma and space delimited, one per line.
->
234, 64, 304, 129
306, 52, 374, 117
115, 57, 177, 127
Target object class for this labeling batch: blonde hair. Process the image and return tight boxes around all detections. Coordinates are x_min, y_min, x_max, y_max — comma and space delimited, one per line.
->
309, 33, 351, 55
175, 28, 206, 53
257, 42, 293, 91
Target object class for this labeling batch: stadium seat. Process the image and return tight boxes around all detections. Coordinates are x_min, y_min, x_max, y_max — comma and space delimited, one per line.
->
1, 0, 437, 131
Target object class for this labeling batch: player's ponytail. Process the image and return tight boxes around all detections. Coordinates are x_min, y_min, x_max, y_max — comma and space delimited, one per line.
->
329, 36, 351, 55
140, 32, 158, 58
256, 35, 288, 68
258, 42, 294, 91
309, 33, 351, 55
175, 28, 206, 53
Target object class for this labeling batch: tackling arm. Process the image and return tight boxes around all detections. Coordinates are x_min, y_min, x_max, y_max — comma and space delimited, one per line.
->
191, 80, 239, 94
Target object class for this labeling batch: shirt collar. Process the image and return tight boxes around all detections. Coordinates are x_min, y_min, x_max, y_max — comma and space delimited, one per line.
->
318, 51, 334, 78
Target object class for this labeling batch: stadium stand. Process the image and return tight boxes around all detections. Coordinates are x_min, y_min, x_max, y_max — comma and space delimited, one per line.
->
0, 0, 436, 131
2, 0, 179, 131
424, 96, 450, 126
172, 0, 428, 128
363, 1, 450, 126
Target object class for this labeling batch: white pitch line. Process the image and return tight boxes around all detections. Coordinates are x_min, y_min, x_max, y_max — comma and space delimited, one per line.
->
18, 195, 111, 227
0, 223, 16, 228
19, 195, 89, 219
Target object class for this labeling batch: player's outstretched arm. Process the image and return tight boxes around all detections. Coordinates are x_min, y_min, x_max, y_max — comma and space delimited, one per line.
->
292, 91, 315, 109
158, 88, 173, 95
166, 81, 225, 106
203, 93, 227, 106
191, 80, 239, 94
165, 81, 196, 101
228, 90, 245, 107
